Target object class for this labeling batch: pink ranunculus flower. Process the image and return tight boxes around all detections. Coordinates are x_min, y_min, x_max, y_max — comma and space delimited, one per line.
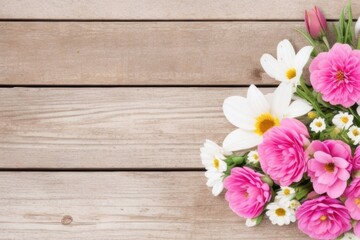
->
258, 118, 309, 186
310, 43, 360, 108
307, 140, 352, 198
344, 178, 360, 220
224, 167, 271, 218
353, 146, 360, 172
296, 196, 351, 240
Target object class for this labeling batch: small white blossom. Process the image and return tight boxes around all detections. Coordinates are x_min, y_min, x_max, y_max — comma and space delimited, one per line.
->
247, 150, 260, 164
266, 199, 296, 226
310, 117, 326, 133
276, 186, 295, 200
348, 126, 360, 145
332, 111, 353, 130
245, 218, 257, 227
200, 140, 231, 196
289, 200, 301, 210
340, 232, 360, 240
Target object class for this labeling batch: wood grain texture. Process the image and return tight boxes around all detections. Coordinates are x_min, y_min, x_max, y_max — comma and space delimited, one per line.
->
0, 0, 356, 20
0, 22, 311, 85
0, 171, 309, 239
0, 87, 276, 169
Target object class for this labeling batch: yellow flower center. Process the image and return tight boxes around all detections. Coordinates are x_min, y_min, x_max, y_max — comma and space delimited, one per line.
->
275, 208, 286, 217
336, 71, 345, 81
320, 215, 327, 221
315, 121, 323, 128
253, 154, 259, 160
213, 159, 219, 170
254, 113, 279, 136
307, 111, 317, 119
355, 198, 360, 206
324, 163, 335, 173
283, 188, 291, 196
286, 68, 297, 80
353, 128, 360, 136
341, 116, 349, 123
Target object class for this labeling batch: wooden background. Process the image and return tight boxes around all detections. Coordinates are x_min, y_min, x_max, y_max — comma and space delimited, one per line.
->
0, 1, 354, 239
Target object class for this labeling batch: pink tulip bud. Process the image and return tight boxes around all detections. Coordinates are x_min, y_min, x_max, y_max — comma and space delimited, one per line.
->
304, 6, 327, 39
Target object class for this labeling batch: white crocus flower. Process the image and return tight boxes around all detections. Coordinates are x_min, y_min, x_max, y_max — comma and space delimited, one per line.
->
222, 84, 312, 151
260, 39, 313, 88
200, 140, 231, 196
310, 117, 326, 133
332, 111, 353, 130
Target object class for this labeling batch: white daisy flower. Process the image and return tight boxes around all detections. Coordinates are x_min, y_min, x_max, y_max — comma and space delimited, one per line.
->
260, 39, 313, 88
310, 117, 326, 133
222, 84, 312, 151
245, 218, 257, 227
332, 111, 353, 130
341, 232, 360, 240
348, 126, 360, 145
276, 186, 295, 200
266, 199, 296, 226
200, 140, 231, 196
247, 150, 260, 164
289, 200, 301, 210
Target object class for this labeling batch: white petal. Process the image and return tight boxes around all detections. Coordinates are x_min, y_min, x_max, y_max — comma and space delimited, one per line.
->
260, 54, 281, 80
223, 96, 255, 130
247, 85, 270, 116
357, 105, 360, 116
277, 39, 295, 66
286, 99, 313, 118
356, 17, 360, 36
294, 46, 313, 70
223, 129, 262, 151
212, 181, 224, 196
271, 83, 293, 119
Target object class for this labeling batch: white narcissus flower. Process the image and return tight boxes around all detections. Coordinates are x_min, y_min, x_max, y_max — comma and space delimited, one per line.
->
200, 140, 231, 196
276, 186, 295, 200
266, 198, 296, 226
260, 39, 313, 87
247, 150, 259, 164
310, 117, 326, 133
222, 84, 312, 151
348, 126, 360, 145
332, 111, 353, 130
356, 17, 360, 37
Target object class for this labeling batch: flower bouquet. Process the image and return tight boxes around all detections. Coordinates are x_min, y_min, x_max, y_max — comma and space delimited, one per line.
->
201, 3, 360, 240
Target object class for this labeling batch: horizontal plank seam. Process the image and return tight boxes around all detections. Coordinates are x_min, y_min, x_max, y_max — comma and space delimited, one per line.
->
0, 85, 278, 88
0, 168, 205, 172
0, 19, 346, 22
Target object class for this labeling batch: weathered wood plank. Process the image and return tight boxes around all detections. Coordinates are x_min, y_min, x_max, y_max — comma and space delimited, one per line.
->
0, 87, 275, 169
0, 22, 311, 85
0, 0, 355, 20
0, 172, 309, 239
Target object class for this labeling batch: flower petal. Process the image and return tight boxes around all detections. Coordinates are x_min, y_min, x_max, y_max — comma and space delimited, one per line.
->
223, 129, 262, 151
277, 39, 296, 66
271, 83, 292, 119
286, 99, 312, 118
223, 96, 255, 130
295, 46, 314, 70
212, 181, 224, 196
247, 85, 270, 116
260, 54, 281, 80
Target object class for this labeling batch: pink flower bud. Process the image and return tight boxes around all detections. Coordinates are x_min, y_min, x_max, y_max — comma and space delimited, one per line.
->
304, 6, 327, 39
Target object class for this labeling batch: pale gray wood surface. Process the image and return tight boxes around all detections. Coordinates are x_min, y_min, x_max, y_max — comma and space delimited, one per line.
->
0, 172, 309, 239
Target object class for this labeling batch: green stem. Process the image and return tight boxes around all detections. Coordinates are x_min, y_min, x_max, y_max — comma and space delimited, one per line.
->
322, 36, 330, 50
